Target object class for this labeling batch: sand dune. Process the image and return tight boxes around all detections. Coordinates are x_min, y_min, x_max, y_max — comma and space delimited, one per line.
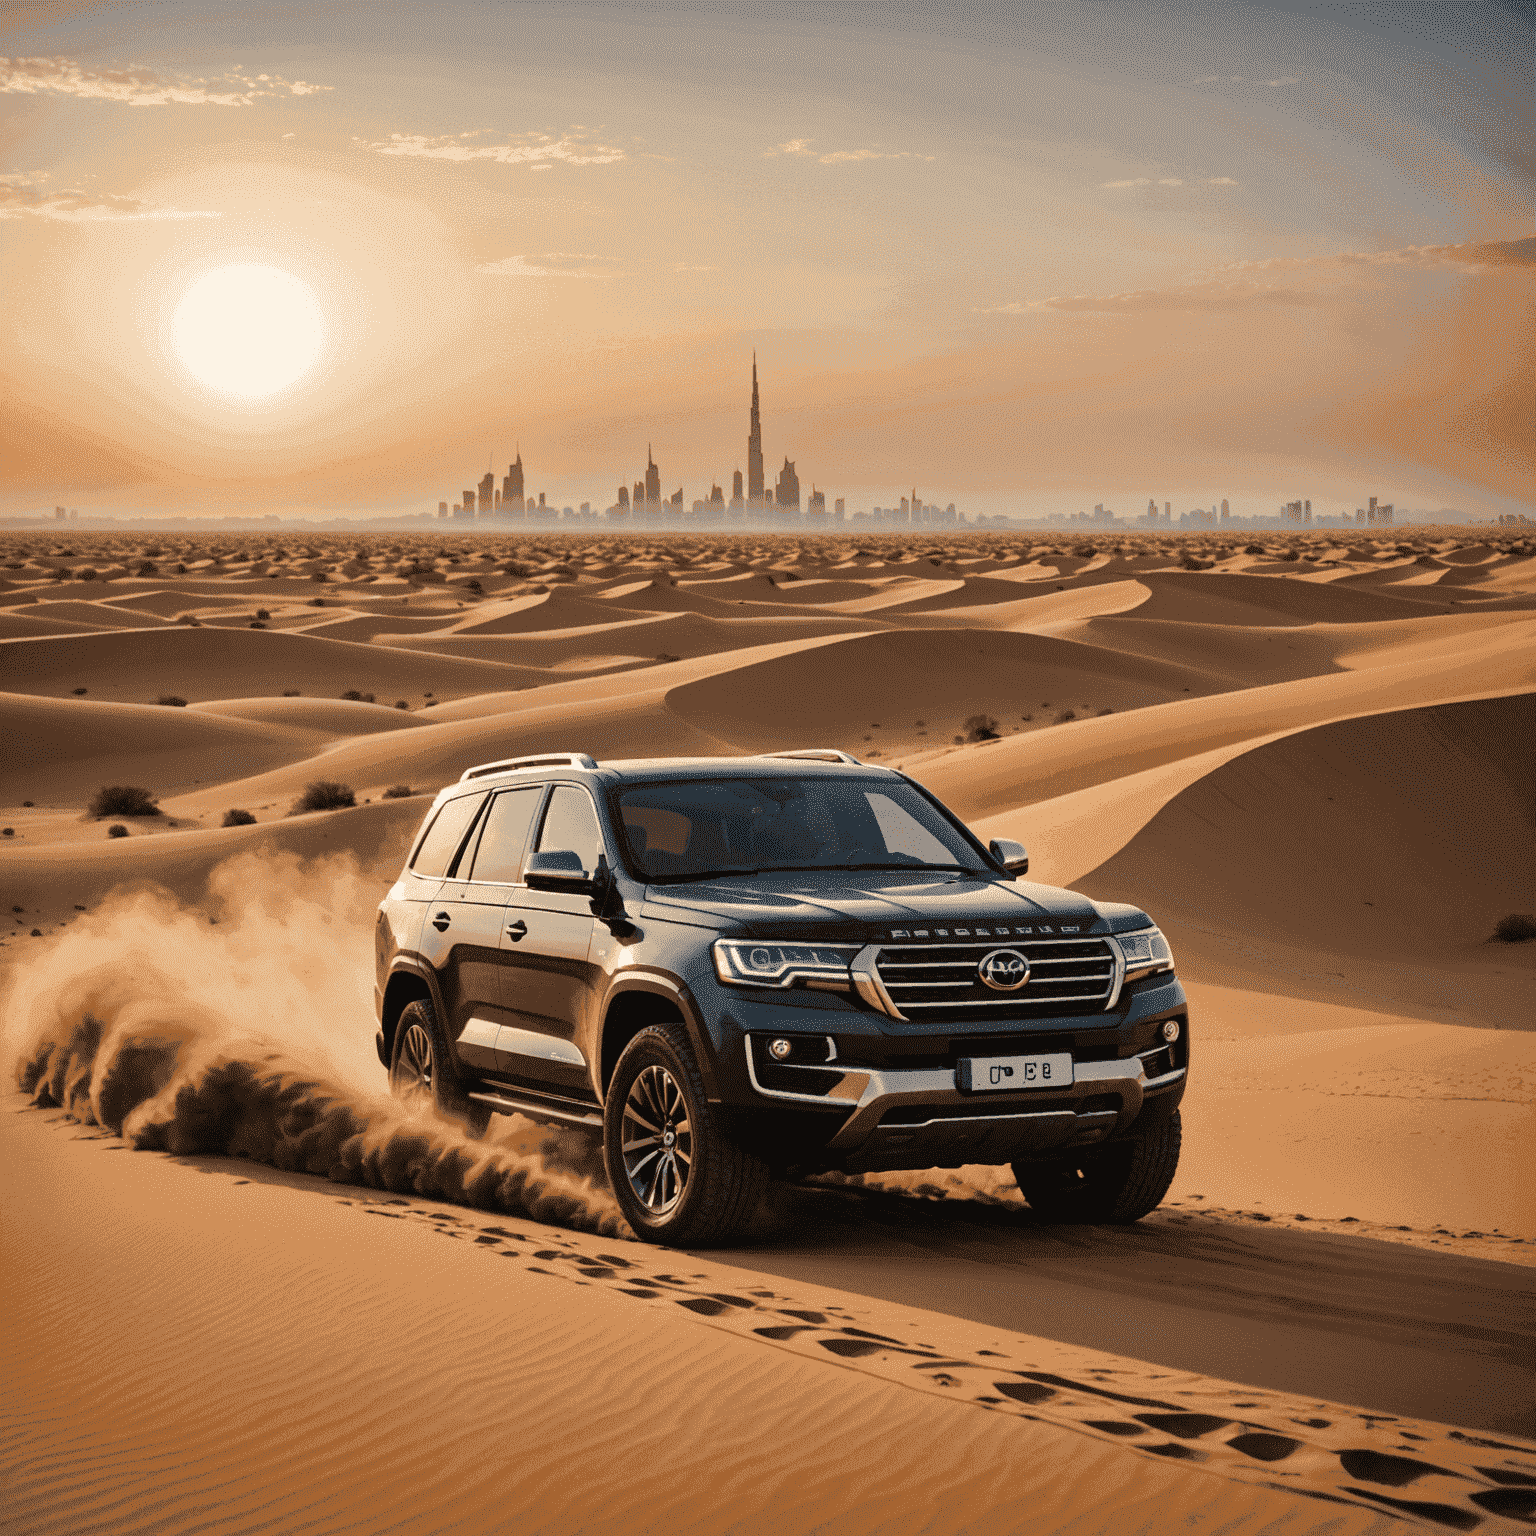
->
0, 691, 333, 806
0, 625, 545, 704
187, 695, 431, 734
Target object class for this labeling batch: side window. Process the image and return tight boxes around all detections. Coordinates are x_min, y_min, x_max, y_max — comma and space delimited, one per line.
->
466, 787, 543, 883
535, 785, 603, 874
410, 793, 487, 878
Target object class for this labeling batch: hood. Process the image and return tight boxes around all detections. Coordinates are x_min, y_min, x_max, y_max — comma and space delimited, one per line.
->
641, 869, 1115, 939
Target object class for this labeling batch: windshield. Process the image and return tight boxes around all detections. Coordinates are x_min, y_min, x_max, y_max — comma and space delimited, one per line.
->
615, 776, 991, 880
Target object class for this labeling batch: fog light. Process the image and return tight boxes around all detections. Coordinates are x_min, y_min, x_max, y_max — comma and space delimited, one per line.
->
769, 1038, 793, 1061
1161, 1020, 1181, 1043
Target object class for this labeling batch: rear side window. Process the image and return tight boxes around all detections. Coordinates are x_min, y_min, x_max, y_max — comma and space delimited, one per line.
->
410, 793, 486, 877
535, 785, 603, 874
466, 787, 544, 883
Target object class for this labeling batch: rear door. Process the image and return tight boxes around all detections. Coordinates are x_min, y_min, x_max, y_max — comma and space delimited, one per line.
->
498, 783, 606, 1097
410, 790, 495, 1055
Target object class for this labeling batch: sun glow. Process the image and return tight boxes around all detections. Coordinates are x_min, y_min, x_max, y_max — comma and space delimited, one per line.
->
171, 264, 326, 399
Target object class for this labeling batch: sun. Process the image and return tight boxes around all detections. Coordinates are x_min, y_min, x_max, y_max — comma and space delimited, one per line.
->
171, 264, 326, 399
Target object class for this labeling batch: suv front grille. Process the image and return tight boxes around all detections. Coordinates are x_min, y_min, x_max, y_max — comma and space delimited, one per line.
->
875, 938, 1118, 1021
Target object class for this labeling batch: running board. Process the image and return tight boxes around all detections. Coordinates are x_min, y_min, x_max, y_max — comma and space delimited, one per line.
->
467, 1089, 603, 1129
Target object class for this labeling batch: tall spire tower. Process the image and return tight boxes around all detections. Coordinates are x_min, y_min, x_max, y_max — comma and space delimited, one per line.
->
747, 352, 764, 504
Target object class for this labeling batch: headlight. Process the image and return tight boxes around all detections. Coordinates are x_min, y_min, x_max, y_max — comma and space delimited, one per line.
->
1117, 926, 1174, 978
713, 939, 857, 991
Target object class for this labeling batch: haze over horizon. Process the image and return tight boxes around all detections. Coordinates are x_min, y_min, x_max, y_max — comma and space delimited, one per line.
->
2, 0, 1532, 522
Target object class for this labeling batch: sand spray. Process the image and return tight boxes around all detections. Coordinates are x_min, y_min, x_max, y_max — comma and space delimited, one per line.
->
4, 846, 629, 1237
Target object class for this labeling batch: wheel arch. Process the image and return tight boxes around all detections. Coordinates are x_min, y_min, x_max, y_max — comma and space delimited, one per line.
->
381, 964, 437, 1067
598, 975, 719, 1103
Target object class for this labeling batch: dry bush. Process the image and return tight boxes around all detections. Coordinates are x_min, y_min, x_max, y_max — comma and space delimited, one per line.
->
289, 781, 356, 815
221, 809, 257, 827
962, 714, 1000, 742
88, 786, 160, 818
106, 825, 129, 839
381, 785, 415, 799
156, 695, 187, 707
1491, 914, 1536, 944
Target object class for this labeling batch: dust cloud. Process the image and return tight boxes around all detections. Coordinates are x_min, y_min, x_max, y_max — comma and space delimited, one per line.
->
4, 848, 628, 1237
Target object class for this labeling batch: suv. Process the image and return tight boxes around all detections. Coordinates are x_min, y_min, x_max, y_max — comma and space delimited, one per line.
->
375, 750, 1188, 1246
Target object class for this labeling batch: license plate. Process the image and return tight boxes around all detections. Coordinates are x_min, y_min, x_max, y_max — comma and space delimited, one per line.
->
957, 1053, 1073, 1093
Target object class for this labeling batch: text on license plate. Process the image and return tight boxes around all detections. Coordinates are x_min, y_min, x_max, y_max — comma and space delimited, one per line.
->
957, 1053, 1073, 1092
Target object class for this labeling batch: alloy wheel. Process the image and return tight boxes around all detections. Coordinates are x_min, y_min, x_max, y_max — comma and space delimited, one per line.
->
392, 1021, 434, 1105
621, 1064, 692, 1215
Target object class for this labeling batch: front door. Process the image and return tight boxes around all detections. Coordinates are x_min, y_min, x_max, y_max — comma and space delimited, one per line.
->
499, 783, 605, 1099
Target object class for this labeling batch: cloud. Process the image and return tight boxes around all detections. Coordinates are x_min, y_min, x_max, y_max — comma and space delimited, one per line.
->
978, 237, 1532, 316
366, 131, 624, 168
0, 55, 328, 105
765, 137, 933, 164
1102, 175, 1239, 189
0, 175, 220, 222
477, 252, 622, 277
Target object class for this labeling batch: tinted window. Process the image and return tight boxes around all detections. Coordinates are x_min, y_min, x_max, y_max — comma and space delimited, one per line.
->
467, 787, 543, 883
535, 785, 603, 874
410, 793, 486, 877
616, 777, 988, 879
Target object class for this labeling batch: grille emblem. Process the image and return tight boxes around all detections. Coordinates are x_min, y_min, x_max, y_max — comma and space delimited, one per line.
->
978, 947, 1031, 991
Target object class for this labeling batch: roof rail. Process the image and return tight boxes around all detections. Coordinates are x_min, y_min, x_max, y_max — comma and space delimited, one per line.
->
459, 753, 598, 782
759, 749, 864, 766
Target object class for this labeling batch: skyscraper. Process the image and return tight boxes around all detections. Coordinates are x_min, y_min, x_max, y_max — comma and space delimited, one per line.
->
731, 468, 743, 508
776, 457, 800, 509
478, 471, 495, 514
645, 447, 661, 505
747, 354, 764, 504
503, 450, 524, 509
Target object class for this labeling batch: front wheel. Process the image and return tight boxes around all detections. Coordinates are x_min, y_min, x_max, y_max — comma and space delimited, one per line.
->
604, 1023, 769, 1247
1012, 1109, 1181, 1224
389, 998, 491, 1139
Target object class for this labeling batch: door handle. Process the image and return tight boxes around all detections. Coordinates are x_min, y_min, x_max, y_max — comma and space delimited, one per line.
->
506, 920, 528, 941
432, 911, 451, 932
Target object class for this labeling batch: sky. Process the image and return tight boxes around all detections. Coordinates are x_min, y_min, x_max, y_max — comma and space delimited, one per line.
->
1, 0, 1532, 521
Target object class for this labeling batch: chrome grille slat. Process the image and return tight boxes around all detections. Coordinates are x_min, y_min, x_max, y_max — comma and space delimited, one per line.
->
874, 934, 1118, 1019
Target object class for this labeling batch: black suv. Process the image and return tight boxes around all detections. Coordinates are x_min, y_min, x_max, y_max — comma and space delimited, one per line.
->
375, 750, 1188, 1246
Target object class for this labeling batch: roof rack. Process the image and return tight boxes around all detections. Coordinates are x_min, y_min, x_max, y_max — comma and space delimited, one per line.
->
759, 749, 864, 766
459, 753, 598, 782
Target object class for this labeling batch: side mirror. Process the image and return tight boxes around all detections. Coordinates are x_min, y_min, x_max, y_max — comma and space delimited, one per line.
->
989, 838, 1029, 876
525, 848, 596, 894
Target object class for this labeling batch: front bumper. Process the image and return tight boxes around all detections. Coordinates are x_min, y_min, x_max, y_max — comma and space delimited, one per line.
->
748, 1045, 1185, 1172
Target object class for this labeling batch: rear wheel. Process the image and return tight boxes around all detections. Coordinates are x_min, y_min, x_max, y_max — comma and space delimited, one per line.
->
389, 998, 491, 1139
1012, 1109, 1181, 1224
604, 1023, 769, 1247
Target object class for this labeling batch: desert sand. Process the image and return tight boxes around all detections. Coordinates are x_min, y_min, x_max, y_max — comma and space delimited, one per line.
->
3, 526, 1534, 1534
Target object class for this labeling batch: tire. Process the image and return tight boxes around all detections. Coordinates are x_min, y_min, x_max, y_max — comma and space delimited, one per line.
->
604, 1023, 769, 1247
1012, 1109, 1181, 1224
389, 997, 491, 1139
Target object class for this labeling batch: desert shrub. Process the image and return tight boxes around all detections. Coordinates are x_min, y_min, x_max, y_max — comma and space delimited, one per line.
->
1244, 544, 1265, 556
89, 785, 160, 818
1097, 707, 1114, 716
382, 784, 414, 799
309, 597, 325, 607
655, 652, 681, 663
289, 780, 356, 815
136, 561, 157, 576
311, 571, 327, 582
175, 563, 187, 574
1073, 545, 1097, 558
1181, 555, 1214, 571
221, 809, 257, 827
282, 689, 301, 696
340, 689, 376, 702
1492, 913, 1536, 943
255, 608, 270, 620
77, 568, 98, 581
465, 578, 483, 592
1055, 709, 1078, 724
2, 828, 12, 837
393, 699, 409, 709
157, 695, 187, 707
175, 614, 200, 626
1279, 550, 1300, 562
72, 686, 87, 695
249, 620, 266, 629
106, 825, 128, 839
962, 714, 1000, 742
